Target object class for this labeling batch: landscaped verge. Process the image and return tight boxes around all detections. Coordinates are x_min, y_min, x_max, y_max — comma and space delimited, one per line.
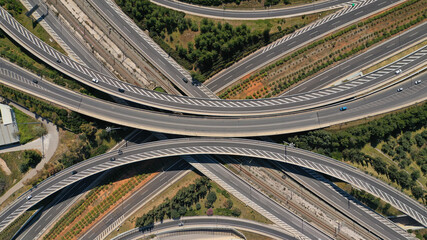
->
219, 0, 426, 99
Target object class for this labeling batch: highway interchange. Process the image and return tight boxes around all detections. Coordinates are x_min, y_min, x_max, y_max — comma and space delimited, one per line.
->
1, 0, 422, 117
0, 0, 426, 239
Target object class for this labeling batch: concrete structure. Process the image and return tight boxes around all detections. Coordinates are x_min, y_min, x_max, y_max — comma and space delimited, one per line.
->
1, 3, 424, 117
1, 138, 426, 233
0, 104, 19, 146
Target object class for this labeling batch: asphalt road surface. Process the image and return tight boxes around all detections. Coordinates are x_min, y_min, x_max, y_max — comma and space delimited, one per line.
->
1, 0, 422, 117
114, 216, 295, 240
0, 58, 425, 136
1, 137, 426, 232
151, 0, 344, 19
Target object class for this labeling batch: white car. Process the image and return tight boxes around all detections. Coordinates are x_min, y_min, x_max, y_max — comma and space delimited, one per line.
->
27, 195, 32, 200
92, 78, 99, 83
397, 87, 403, 92
395, 69, 402, 74
415, 80, 421, 85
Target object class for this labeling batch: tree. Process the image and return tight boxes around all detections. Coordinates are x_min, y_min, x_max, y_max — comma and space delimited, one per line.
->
205, 191, 217, 208
411, 170, 420, 181
178, 206, 187, 216
223, 199, 233, 209
171, 209, 180, 219
411, 186, 424, 200
231, 208, 241, 217
196, 203, 201, 210
397, 171, 411, 189
206, 208, 213, 216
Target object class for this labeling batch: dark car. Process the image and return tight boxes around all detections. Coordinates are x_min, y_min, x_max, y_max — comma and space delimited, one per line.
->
118, 150, 123, 155
182, 77, 188, 83
32, 79, 38, 84
72, 170, 78, 175
118, 88, 125, 93
340, 106, 347, 111
56, 59, 61, 63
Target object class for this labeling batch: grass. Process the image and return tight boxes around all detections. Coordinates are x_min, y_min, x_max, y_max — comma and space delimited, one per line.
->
0, 210, 35, 240
362, 40, 427, 75
219, 0, 426, 99
333, 181, 402, 217
106, 170, 271, 239
4, 1, 65, 54
238, 230, 275, 240
154, 87, 166, 93
165, 9, 336, 54
0, 150, 39, 197
12, 106, 46, 144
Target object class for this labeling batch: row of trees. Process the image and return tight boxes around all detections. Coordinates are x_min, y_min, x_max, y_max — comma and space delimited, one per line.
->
221, 0, 425, 99
117, 0, 304, 79
135, 176, 212, 227
176, 0, 291, 7
285, 103, 427, 201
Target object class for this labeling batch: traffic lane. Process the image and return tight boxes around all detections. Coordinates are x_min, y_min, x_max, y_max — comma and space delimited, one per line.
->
197, 155, 331, 240
89, 0, 207, 98
2, 58, 426, 137
152, 0, 342, 19
1, 6, 424, 116
285, 23, 427, 94
281, 163, 406, 240
25, 0, 109, 74
206, 0, 396, 92
17, 176, 95, 240
120, 218, 295, 240
81, 160, 190, 240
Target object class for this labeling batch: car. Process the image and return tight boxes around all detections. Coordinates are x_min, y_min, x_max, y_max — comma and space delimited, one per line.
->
27, 195, 32, 200
339, 106, 347, 111
178, 222, 184, 227
32, 79, 38, 84
72, 170, 78, 175
397, 88, 403, 92
118, 88, 125, 93
118, 150, 123, 155
414, 80, 421, 85
182, 77, 188, 83
110, 157, 116, 161
92, 78, 99, 83
395, 69, 402, 74
56, 59, 61, 63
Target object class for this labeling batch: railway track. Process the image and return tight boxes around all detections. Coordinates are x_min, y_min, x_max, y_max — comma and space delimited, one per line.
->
219, 155, 377, 240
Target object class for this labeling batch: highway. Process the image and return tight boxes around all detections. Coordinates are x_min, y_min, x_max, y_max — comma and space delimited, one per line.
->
88, 0, 211, 98
204, 0, 399, 92
272, 162, 410, 239
1, 1, 423, 117
283, 23, 427, 95
150, 0, 345, 20
113, 216, 295, 240
0, 137, 426, 232
1, 57, 426, 137
80, 160, 191, 240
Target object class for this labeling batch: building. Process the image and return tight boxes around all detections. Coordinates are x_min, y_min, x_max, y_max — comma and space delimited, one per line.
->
0, 104, 19, 146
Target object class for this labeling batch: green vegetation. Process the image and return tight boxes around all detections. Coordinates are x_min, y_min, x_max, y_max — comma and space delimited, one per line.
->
351, 189, 400, 216
18, 150, 42, 173
135, 176, 245, 228
44, 160, 164, 239
12, 106, 47, 144
283, 103, 427, 203
0, 210, 34, 240
0, 150, 40, 196
154, 87, 166, 93
177, 0, 291, 8
116, 0, 312, 80
221, 0, 426, 99
0, 0, 64, 53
